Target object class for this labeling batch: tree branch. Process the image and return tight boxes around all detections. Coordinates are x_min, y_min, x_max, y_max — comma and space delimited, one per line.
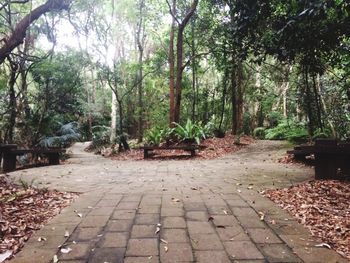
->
0, 0, 72, 64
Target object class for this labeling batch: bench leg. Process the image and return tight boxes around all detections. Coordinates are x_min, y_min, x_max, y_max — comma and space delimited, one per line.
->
190, 149, 195, 157
48, 153, 60, 165
314, 154, 337, 180
144, 150, 149, 159
3, 153, 16, 172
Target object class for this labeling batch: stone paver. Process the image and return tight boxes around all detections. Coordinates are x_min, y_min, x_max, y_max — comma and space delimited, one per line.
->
7, 140, 348, 263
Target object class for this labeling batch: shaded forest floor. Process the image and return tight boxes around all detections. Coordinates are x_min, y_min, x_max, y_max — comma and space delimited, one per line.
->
264, 180, 350, 260
110, 134, 255, 161
0, 175, 78, 260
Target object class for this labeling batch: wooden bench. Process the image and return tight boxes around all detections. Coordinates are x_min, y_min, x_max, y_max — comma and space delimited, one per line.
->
141, 145, 200, 159
287, 139, 350, 180
0, 144, 65, 172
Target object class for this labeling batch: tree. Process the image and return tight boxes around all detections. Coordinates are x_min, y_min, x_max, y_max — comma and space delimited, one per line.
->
167, 0, 198, 125
0, 0, 71, 64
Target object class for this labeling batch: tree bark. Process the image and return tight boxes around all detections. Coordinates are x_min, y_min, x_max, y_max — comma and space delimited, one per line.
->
6, 59, 18, 143
235, 62, 244, 134
169, 0, 176, 126
136, 0, 145, 142
0, 0, 71, 64
170, 0, 198, 124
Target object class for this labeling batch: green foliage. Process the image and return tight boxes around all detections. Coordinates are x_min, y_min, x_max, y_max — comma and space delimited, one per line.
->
173, 119, 207, 145
39, 122, 81, 148
265, 121, 308, 143
91, 125, 111, 148
253, 127, 266, 139
145, 127, 164, 146
242, 112, 252, 135
267, 111, 284, 128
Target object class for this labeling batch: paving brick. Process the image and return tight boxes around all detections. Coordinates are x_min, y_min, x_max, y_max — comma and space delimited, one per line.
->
96, 199, 119, 207
10, 248, 57, 263
257, 244, 302, 262
79, 216, 110, 228
216, 225, 250, 241
161, 228, 189, 243
211, 215, 238, 226
190, 233, 224, 250
116, 201, 139, 210
207, 206, 232, 215
226, 199, 249, 207
187, 221, 215, 235
88, 206, 114, 216
88, 247, 125, 263
112, 209, 136, 220
131, 225, 157, 238
70, 227, 102, 241
195, 250, 231, 263
160, 242, 194, 262
184, 202, 207, 211
124, 256, 159, 263
137, 205, 160, 214
122, 195, 142, 202
106, 220, 133, 232
162, 216, 186, 228
186, 211, 208, 221
59, 243, 91, 260
223, 241, 264, 260
98, 232, 128, 247
236, 216, 266, 228
161, 207, 185, 216
135, 214, 160, 225
247, 228, 282, 244
126, 239, 158, 256
231, 207, 258, 217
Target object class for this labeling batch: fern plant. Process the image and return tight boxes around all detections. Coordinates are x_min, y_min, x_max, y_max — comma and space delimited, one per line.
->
39, 122, 81, 148
173, 119, 206, 145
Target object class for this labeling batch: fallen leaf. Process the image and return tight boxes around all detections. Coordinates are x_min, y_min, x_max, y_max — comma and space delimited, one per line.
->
160, 239, 168, 244
64, 230, 70, 237
60, 247, 72, 254
223, 210, 228, 215
216, 225, 226, 228
315, 243, 331, 249
53, 255, 58, 263
164, 246, 168, 252
0, 251, 12, 262
191, 187, 198, 190
171, 198, 180, 202
37, 237, 47, 242
208, 216, 214, 221
258, 212, 265, 221
155, 226, 160, 234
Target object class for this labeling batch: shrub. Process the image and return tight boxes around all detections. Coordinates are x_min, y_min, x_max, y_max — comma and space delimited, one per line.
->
265, 121, 309, 143
253, 127, 266, 139
267, 111, 284, 128
91, 125, 111, 148
145, 127, 163, 146
39, 122, 81, 148
173, 119, 207, 145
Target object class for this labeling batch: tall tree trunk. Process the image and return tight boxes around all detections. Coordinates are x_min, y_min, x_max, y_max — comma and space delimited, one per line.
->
191, 19, 196, 122
304, 66, 314, 137
168, 0, 176, 126
6, 60, 18, 143
110, 92, 117, 142
171, 0, 198, 124
136, 0, 145, 142
235, 62, 244, 134
231, 63, 237, 134
219, 46, 228, 131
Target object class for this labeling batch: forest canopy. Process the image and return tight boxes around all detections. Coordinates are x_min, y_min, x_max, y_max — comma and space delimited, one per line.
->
0, 0, 349, 147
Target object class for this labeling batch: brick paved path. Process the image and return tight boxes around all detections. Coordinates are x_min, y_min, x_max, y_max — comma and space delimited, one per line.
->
8, 141, 346, 263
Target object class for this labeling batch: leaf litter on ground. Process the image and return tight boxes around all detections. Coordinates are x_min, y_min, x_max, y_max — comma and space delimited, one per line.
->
263, 180, 350, 260
0, 175, 78, 260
